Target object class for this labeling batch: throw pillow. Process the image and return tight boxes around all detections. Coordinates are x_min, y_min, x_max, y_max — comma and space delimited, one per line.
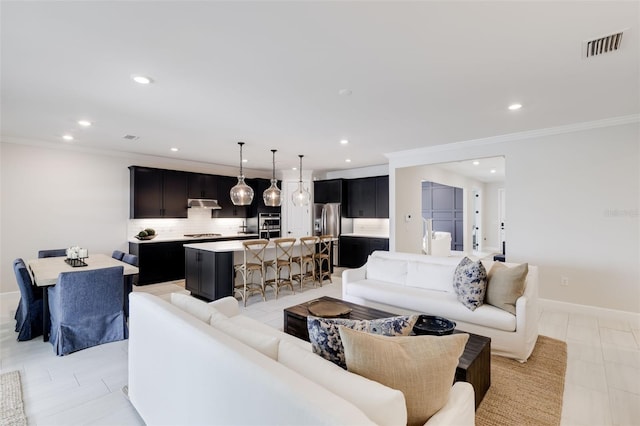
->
485, 262, 529, 314
339, 327, 469, 426
307, 315, 418, 369
453, 257, 487, 311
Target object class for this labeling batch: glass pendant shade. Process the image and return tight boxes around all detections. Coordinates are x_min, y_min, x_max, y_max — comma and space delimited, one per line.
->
292, 154, 311, 207
263, 150, 282, 207
230, 142, 254, 206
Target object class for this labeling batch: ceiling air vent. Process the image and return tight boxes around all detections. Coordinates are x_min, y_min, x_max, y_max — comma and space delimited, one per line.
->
583, 31, 624, 58
123, 134, 140, 141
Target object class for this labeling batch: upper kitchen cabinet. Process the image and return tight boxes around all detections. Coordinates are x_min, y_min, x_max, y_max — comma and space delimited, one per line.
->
188, 173, 218, 199
313, 179, 345, 204
248, 178, 281, 216
213, 175, 249, 218
129, 166, 188, 219
345, 176, 389, 218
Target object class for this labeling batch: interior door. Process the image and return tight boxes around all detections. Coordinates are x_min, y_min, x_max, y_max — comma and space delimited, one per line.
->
284, 181, 311, 238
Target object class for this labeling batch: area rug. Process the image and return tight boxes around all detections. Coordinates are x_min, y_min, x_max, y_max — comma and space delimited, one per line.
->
0, 370, 27, 426
476, 335, 567, 426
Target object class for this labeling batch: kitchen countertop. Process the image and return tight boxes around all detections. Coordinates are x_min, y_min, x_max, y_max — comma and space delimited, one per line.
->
184, 239, 299, 253
340, 233, 389, 238
128, 234, 258, 244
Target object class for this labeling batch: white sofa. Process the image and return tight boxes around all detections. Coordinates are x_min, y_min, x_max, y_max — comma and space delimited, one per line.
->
128, 292, 476, 426
342, 251, 539, 362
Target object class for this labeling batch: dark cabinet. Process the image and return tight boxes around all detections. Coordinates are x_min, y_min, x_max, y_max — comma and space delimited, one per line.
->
129, 166, 188, 218
128, 241, 185, 285
213, 176, 250, 218
314, 179, 345, 204
345, 176, 389, 218
185, 248, 233, 301
339, 236, 389, 268
188, 173, 218, 199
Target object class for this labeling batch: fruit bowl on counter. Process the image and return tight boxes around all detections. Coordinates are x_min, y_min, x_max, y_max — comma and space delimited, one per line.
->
135, 228, 157, 240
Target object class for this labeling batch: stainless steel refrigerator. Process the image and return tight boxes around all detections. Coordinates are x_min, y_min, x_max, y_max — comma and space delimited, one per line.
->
313, 203, 347, 266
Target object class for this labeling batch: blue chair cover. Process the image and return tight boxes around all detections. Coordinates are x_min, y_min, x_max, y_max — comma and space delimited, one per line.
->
38, 249, 67, 258
122, 253, 138, 267
112, 250, 126, 261
13, 258, 44, 341
48, 266, 127, 356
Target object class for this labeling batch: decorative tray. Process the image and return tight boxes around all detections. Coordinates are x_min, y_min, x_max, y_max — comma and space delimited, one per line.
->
412, 315, 456, 336
307, 300, 352, 318
65, 258, 88, 268
134, 234, 157, 240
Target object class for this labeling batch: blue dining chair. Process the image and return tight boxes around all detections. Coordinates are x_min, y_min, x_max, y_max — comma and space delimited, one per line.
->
38, 249, 67, 258
122, 253, 138, 267
121, 253, 139, 316
13, 258, 44, 341
48, 266, 127, 356
112, 250, 125, 261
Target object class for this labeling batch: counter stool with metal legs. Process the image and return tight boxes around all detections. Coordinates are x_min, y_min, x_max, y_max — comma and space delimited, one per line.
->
292, 236, 318, 290
266, 238, 296, 299
234, 239, 269, 306
314, 235, 333, 286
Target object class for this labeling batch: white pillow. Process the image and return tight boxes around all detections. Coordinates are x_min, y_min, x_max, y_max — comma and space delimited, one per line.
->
277, 340, 407, 426
405, 262, 455, 292
211, 317, 280, 360
366, 256, 407, 285
170, 293, 227, 323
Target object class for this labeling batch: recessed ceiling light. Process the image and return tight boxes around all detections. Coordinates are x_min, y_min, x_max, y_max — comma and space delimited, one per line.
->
292, 167, 297, 171
242, 159, 248, 163
340, 139, 349, 145
62, 134, 74, 141
77, 120, 92, 127
345, 159, 351, 163
472, 160, 480, 166
170, 147, 179, 152
131, 75, 153, 85
508, 103, 522, 110
490, 169, 497, 174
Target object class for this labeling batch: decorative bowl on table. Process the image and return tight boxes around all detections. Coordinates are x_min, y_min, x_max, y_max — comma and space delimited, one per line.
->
135, 228, 157, 240
134, 234, 157, 240
412, 315, 456, 336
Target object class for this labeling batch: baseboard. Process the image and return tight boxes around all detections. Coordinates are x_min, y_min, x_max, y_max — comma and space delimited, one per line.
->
540, 298, 640, 325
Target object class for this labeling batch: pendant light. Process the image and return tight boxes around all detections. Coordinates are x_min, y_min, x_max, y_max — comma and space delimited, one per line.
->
292, 154, 310, 207
230, 142, 254, 206
263, 149, 282, 207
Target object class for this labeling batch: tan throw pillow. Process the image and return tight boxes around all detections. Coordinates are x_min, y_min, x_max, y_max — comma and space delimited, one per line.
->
485, 262, 529, 314
339, 327, 468, 426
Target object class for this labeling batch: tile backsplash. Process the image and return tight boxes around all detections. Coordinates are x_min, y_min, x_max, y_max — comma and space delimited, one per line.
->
353, 218, 389, 236
128, 208, 246, 239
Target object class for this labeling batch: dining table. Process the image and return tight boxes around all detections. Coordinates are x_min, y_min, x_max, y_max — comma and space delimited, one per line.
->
27, 253, 139, 342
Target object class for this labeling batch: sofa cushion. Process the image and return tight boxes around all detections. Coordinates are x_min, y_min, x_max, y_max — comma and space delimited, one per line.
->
210, 317, 280, 360
307, 315, 418, 369
405, 261, 456, 292
453, 257, 488, 311
278, 340, 407, 426
347, 279, 517, 331
226, 314, 312, 350
485, 262, 529, 314
170, 293, 227, 323
339, 327, 469, 426
366, 255, 407, 285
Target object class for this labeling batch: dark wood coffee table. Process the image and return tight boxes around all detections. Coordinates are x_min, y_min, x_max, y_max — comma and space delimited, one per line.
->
283, 296, 491, 409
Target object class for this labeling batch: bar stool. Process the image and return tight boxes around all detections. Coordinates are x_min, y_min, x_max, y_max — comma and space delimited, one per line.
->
315, 235, 333, 286
292, 236, 318, 290
265, 238, 296, 299
234, 239, 269, 306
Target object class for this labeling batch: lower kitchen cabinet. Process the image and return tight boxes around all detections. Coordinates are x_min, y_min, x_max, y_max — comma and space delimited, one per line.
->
339, 236, 389, 268
128, 241, 185, 285
185, 248, 234, 301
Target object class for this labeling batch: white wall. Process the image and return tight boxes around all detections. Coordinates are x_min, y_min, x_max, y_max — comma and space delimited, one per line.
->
0, 141, 270, 294
483, 182, 503, 252
389, 119, 639, 313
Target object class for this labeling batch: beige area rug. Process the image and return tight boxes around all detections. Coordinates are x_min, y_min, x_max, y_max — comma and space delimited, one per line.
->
476, 336, 567, 426
0, 370, 27, 426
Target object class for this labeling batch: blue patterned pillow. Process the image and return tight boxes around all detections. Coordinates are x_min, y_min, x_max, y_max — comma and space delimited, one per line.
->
307, 315, 418, 369
453, 257, 487, 311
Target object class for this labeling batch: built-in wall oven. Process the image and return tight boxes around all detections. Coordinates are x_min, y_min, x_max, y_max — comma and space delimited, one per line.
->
259, 213, 280, 239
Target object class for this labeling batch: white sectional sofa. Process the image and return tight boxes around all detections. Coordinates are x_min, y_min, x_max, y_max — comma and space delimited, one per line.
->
128, 292, 475, 426
342, 251, 539, 362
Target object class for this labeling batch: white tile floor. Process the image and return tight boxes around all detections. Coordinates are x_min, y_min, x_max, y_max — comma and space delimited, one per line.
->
1, 274, 639, 425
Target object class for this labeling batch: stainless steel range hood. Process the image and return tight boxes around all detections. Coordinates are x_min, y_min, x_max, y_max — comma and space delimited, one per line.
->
187, 198, 222, 210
